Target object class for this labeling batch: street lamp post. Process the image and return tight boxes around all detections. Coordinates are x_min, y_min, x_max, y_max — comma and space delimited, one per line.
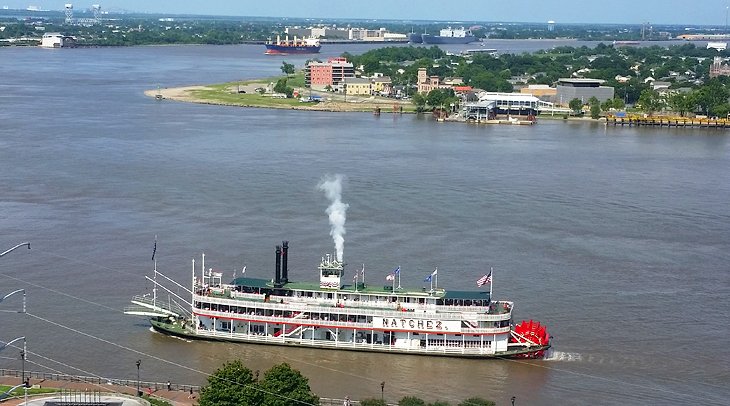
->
0, 242, 30, 258
20, 348, 27, 405
380, 381, 385, 402
1, 338, 28, 406
136, 360, 141, 397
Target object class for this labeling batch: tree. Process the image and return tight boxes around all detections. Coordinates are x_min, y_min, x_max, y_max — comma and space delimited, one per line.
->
638, 89, 662, 115
411, 93, 427, 112
589, 96, 601, 119
569, 98, 583, 114
669, 91, 696, 117
273, 78, 293, 98
601, 98, 614, 112
611, 97, 626, 110
258, 363, 319, 406
399, 396, 427, 406
426, 88, 455, 108
457, 398, 495, 406
198, 360, 260, 406
280, 61, 295, 76
695, 80, 730, 116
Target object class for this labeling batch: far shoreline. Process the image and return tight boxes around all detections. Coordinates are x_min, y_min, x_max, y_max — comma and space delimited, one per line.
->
143, 81, 670, 126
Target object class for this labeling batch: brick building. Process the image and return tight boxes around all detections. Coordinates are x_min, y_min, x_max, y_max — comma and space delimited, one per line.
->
305, 57, 355, 90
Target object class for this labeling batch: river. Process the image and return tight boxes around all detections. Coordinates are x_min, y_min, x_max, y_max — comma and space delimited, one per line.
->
1, 43, 729, 406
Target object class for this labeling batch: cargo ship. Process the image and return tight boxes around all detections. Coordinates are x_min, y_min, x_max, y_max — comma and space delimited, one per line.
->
421, 27, 477, 45
125, 211, 550, 359
265, 35, 321, 55
408, 29, 424, 44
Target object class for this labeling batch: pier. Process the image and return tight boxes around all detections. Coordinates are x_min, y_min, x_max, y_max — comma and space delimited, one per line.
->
606, 116, 730, 129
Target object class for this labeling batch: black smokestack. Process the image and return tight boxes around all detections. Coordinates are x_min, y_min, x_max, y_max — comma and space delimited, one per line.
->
282, 241, 289, 284
275, 245, 282, 287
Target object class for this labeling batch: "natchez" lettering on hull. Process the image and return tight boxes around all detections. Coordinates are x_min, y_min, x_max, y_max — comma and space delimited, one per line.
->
373, 317, 461, 332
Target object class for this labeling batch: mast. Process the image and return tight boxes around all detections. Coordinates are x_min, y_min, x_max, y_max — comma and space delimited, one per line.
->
152, 236, 157, 309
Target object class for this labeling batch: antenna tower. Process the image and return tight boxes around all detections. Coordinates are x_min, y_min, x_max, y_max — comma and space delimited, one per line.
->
64, 4, 73, 24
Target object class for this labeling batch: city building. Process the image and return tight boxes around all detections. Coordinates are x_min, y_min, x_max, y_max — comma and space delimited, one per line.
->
371, 76, 393, 96
520, 84, 557, 102
473, 92, 553, 116
343, 77, 372, 96
709, 56, 730, 78
555, 78, 614, 105
417, 68, 454, 94
39, 32, 75, 48
305, 57, 355, 90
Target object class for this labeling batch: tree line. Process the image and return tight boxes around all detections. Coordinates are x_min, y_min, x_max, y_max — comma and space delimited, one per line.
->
198, 360, 496, 406
344, 43, 730, 116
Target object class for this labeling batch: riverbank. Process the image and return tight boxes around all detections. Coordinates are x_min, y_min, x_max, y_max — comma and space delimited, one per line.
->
146, 80, 416, 113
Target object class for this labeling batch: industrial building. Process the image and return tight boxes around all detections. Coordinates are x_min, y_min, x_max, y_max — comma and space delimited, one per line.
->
39, 32, 75, 48
556, 78, 614, 104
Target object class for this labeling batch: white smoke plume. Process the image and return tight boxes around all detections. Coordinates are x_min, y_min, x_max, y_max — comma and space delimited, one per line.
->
318, 174, 349, 262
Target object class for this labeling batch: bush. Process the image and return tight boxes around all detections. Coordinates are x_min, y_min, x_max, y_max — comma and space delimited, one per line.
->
458, 398, 495, 406
399, 396, 426, 406
360, 399, 387, 406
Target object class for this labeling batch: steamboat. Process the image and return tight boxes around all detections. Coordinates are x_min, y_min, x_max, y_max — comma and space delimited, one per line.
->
125, 243, 550, 358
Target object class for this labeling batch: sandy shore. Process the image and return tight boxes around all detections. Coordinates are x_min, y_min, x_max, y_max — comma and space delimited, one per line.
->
144, 85, 208, 102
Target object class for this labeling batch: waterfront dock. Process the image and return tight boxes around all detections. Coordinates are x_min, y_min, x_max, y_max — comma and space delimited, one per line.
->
606, 116, 730, 129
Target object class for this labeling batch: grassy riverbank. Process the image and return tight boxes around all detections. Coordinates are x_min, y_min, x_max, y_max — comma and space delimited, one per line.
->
147, 73, 416, 113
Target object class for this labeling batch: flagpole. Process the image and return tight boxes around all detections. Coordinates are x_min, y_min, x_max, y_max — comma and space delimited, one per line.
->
435, 268, 438, 289
153, 257, 157, 309
489, 266, 494, 300
362, 264, 365, 287
397, 266, 401, 290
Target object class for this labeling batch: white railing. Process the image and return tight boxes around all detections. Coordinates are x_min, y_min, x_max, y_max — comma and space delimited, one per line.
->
193, 330, 501, 356
194, 294, 510, 322
195, 308, 512, 335
214, 288, 511, 315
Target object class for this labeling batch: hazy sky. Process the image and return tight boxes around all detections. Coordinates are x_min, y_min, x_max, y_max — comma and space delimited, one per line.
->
6, 0, 729, 25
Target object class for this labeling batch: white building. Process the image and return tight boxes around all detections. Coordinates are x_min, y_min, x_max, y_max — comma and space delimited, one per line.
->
474, 92, 553, 115
40, 32, 74, 48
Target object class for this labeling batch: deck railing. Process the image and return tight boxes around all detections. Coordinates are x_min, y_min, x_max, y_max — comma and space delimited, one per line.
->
195, 294, 510, 322
194, 329, 506, 355
196, 308, 512, 335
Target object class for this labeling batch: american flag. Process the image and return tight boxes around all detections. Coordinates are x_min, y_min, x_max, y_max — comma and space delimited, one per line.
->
476, 271, 492, 287
386, 274, 395, 281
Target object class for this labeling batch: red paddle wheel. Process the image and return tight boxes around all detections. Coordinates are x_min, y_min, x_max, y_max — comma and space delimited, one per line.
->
511, 319, 550, 358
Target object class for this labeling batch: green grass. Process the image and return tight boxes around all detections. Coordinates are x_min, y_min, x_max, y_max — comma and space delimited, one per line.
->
0, 384, 57, 396
143, 394, 174, 406
190, 88, 303, 108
